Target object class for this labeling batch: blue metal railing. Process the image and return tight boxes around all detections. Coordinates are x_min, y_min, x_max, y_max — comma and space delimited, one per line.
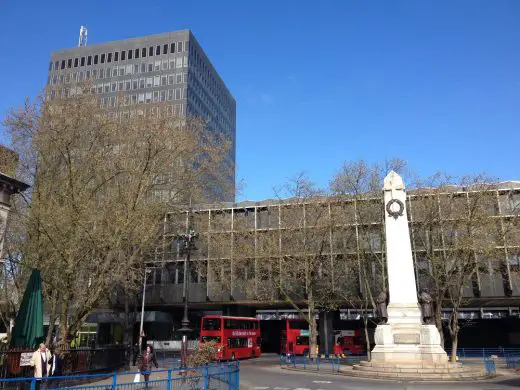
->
0, 362, 239, 390
483, 358, 497, 376
445, 347, 520, 358
280, 355, 341, 373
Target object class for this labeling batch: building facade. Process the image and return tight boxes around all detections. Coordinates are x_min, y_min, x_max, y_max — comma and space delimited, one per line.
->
47, 30, 236, 200
145, 181, 520, 319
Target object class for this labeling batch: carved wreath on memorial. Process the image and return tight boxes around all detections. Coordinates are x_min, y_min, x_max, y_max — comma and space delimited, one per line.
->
386, 199, 404, 219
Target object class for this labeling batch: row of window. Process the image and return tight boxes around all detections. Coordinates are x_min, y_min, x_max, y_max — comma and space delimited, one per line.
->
111, 104, 186, 120
48, 87, 186, 103
190, 45, 231, 109
189, 78, 233, 127
50, 41, 188, 71
51, 73, 188, 93
190, 61, 233, 118
99, 89, 186, 107
49, 57, 188, 85
91, 73, 188, 94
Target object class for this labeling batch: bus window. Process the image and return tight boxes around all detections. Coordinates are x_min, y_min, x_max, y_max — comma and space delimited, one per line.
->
203, 318, 221, 330
289, 321, 309, 330
296, 336, 309, 345
202, 336, 221, 343
227, 338, 248, 348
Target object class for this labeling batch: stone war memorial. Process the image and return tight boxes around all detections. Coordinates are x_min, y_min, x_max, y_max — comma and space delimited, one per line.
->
350, 171, 487, 380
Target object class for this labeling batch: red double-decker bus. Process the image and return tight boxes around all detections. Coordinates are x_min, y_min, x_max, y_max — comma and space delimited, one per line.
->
200, 315, 261, 360
280, 319, 311, 356
333, 329, 366, 356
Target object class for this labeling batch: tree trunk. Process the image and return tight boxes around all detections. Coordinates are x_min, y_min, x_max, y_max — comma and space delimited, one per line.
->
45, 291, 58, 346
123, 292, 132, 369
308, 296, 317, 359
448, 310, 460, 362
363, 314, 371, 361
434, 300, 444, 349
58, 294, 70, 349
450, 334, 458, 363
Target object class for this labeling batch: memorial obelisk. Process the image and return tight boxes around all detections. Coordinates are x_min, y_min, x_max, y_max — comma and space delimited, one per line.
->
371, 171, 447, 363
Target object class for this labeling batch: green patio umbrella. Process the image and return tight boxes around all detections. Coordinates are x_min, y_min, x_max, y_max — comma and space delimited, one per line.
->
10, 269, 44, 348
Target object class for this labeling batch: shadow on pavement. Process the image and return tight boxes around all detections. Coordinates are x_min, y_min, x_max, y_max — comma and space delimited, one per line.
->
492, 377, 520, 387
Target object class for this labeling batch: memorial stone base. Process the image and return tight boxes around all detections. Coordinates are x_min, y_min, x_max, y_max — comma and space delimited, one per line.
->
370, 324, 448, 363
349, 310, 488, 380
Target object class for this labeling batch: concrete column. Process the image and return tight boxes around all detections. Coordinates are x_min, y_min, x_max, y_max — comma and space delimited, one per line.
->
318, 311, 338, 356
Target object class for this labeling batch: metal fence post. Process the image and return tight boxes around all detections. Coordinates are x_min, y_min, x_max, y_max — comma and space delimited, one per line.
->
167, 369, 172, 390
112, 371, 117, 389
227, 363, 232, 387
30, 379, 36, 390
236, 361, 240, 390
203, 366, 209, 390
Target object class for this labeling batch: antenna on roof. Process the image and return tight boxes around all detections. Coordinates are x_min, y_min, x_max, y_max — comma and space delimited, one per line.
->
78, 26, 88, 47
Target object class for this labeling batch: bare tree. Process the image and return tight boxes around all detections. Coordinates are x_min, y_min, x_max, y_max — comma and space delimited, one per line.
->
3, 88, 232, 347
410, 174, 500, 361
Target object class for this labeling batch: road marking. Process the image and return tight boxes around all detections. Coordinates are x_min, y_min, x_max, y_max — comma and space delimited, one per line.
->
251, 387, 269, 390
313, 381, 332, 384
293, 388, 311, 390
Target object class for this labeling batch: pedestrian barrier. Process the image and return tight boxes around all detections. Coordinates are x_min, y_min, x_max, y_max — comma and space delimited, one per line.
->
445, 347, 520, 359
483, 358, 496, 375
0, 361, 239, 390
280, 355, 341, 373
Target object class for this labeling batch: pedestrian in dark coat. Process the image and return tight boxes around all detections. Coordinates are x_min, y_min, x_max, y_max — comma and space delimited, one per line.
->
49, 348, 63, 377
139, 345, 158, 386
48, 347, 63, 388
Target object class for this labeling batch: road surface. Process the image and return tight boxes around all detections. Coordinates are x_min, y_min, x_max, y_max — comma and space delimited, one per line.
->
239, 354, 520, 390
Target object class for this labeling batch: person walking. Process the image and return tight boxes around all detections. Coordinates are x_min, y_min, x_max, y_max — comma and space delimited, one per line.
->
29, 343, 52, 389
48, 346, 63, 388
139, 345, 158, 387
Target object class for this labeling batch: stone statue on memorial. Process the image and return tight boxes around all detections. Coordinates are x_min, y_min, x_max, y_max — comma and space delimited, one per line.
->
376, 291, 388, 324
419, 289, 434, 325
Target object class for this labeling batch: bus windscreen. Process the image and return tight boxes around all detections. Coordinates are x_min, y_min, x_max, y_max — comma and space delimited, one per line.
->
203, 318, 221, 330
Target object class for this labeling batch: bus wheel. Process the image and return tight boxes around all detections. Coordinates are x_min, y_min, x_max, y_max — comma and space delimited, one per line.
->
251, 350, 256, 358
231, 353, 236, 361
303, 350, 309, 358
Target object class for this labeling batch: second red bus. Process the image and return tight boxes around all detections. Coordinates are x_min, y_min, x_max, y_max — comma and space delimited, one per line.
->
200, 315, 262, 360
280, 319, 310, 356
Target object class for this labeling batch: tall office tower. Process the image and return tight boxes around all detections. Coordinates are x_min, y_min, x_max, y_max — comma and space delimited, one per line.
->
47, 30, 236, 201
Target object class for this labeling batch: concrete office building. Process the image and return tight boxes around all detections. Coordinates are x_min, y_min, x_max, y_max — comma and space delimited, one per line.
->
47, 30, 236, 200
131, 181, 520, 351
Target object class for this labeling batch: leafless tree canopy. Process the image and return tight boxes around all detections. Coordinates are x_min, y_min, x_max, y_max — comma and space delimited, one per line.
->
2, 89, 233, 344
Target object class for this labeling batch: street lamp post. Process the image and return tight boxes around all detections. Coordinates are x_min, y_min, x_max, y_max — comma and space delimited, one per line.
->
139, 268, 152, 354
179, 226, 197, 369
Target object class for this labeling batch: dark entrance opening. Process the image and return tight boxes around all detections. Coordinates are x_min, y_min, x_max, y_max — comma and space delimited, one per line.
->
260, 320, 284, 353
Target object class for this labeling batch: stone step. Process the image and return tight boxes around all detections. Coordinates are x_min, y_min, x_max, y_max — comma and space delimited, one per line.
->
358, 360, 463, 369
353, 364, 480, 374
344, 367, 487, 381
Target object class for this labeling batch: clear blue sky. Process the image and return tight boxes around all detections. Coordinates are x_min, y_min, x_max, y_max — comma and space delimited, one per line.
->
1, 1, 519, 201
